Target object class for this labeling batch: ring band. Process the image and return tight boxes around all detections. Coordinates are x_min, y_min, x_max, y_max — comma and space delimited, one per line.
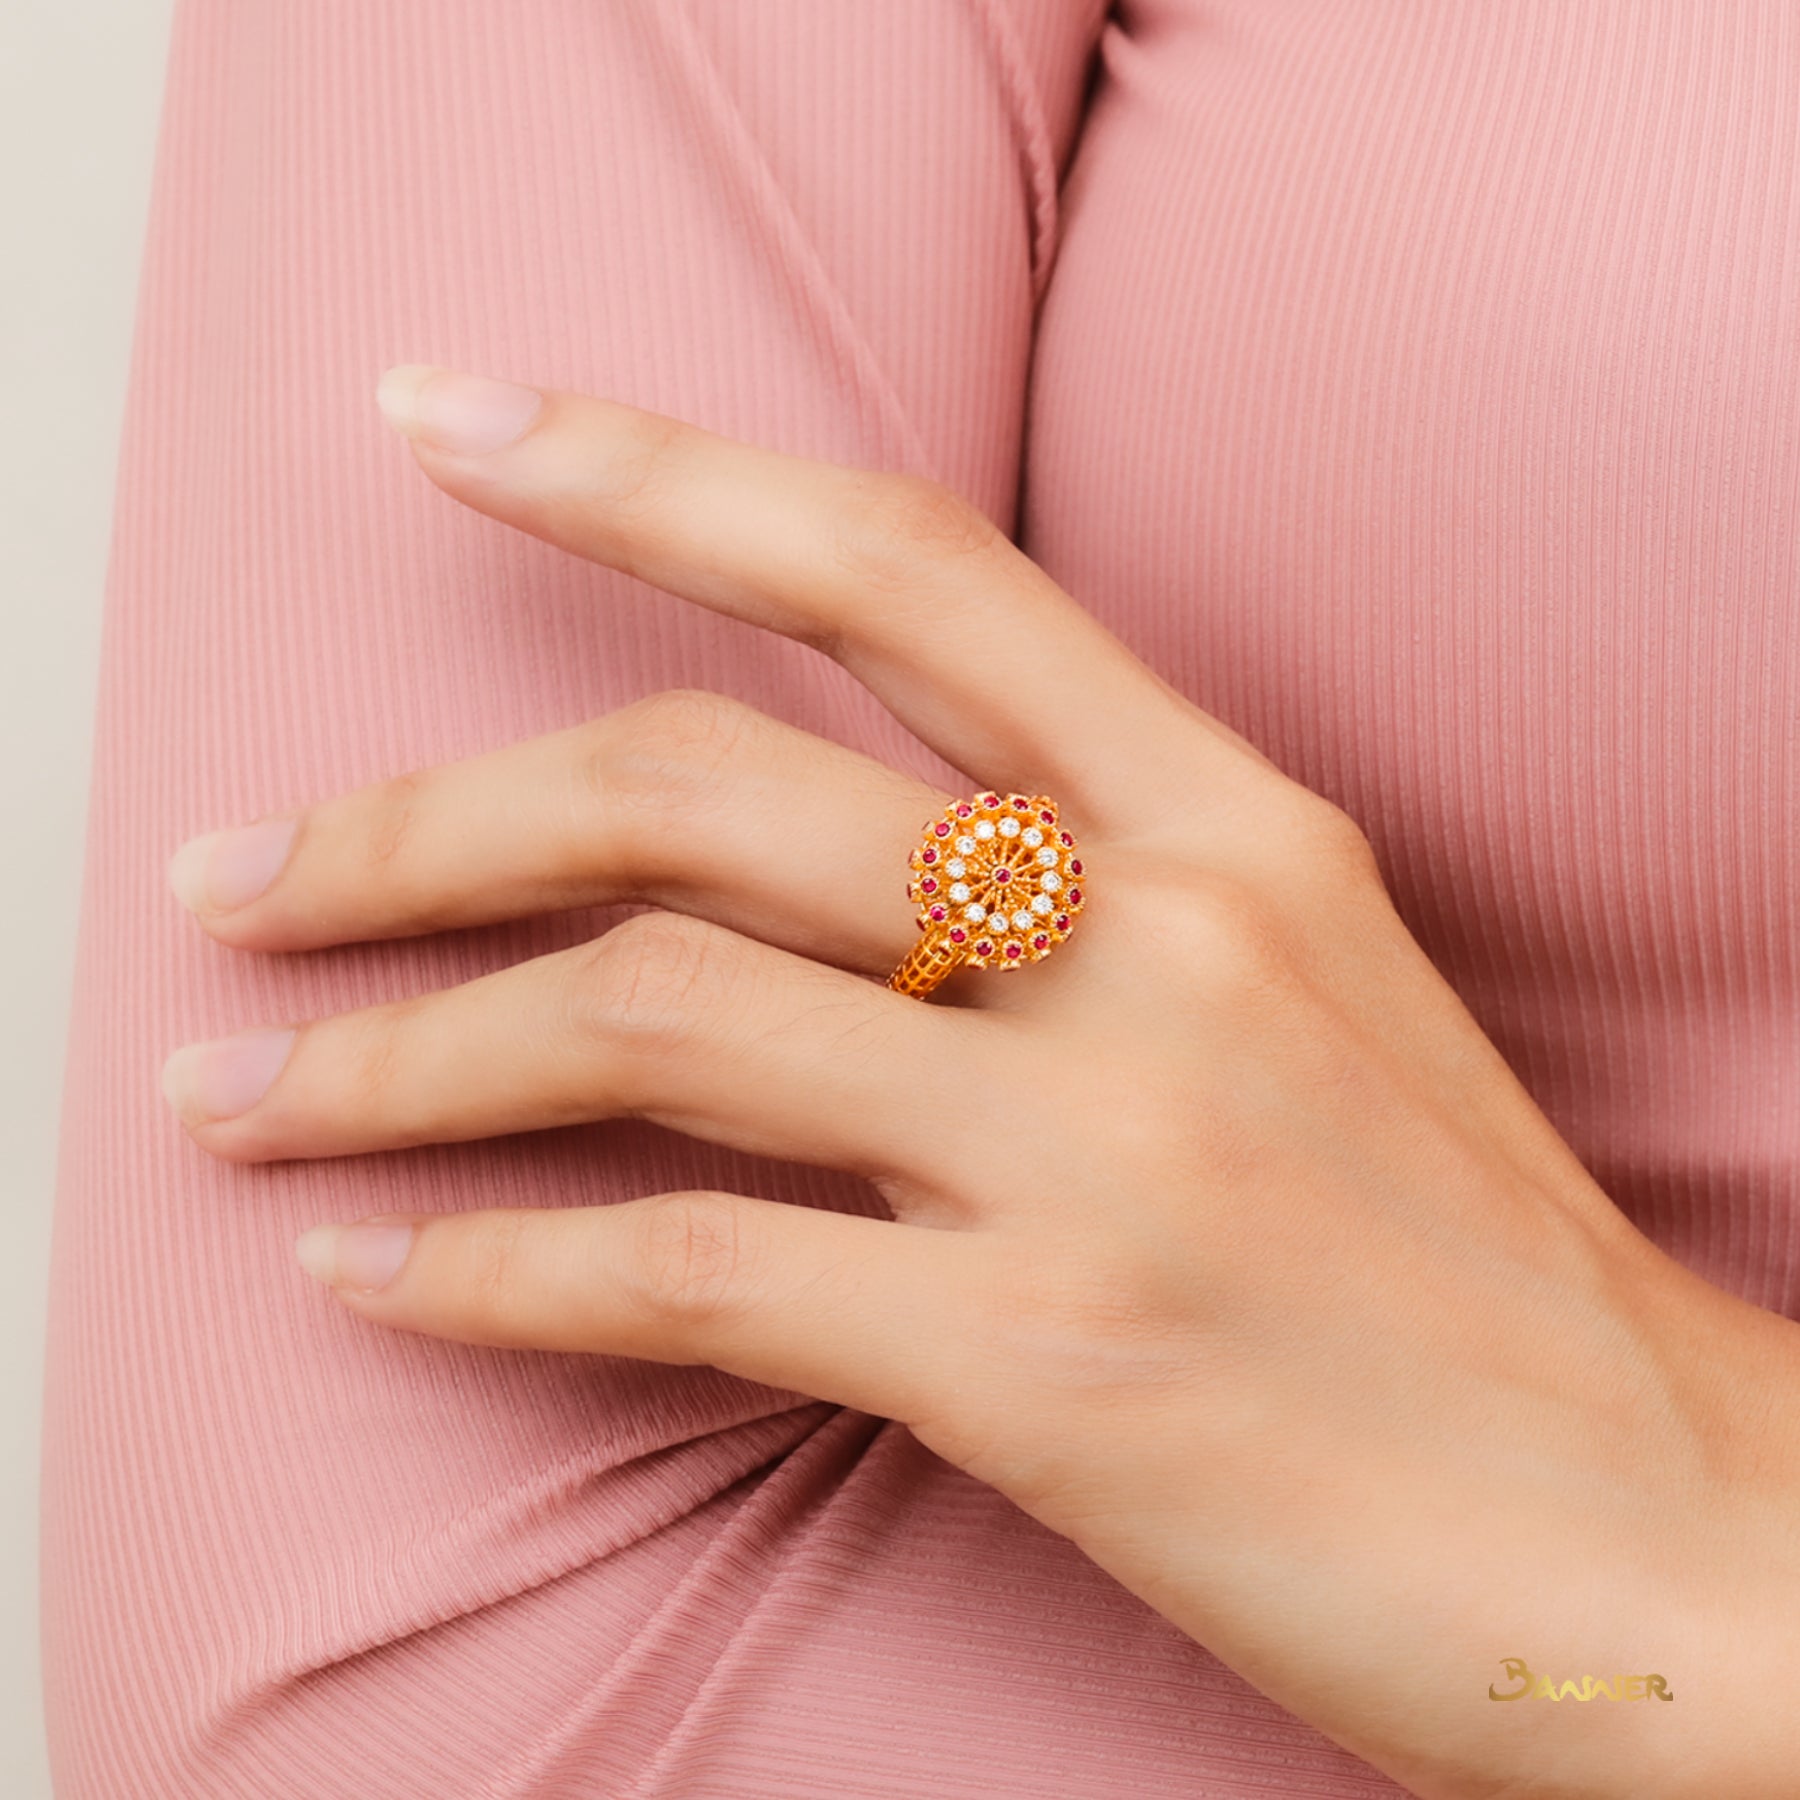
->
886, 791, 1087, 999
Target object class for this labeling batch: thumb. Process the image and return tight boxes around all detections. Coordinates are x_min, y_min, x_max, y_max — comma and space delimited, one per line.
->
294, 1190, 963, 1422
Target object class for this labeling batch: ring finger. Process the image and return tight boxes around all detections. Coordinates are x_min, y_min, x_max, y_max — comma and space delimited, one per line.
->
161, 902, 1001, 1183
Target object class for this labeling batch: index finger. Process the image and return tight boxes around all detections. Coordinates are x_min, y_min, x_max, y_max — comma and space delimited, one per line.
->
375, 365, 1264, 833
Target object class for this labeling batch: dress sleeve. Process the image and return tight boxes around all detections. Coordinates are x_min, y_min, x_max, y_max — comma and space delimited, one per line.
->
34, 4, 1266, 1798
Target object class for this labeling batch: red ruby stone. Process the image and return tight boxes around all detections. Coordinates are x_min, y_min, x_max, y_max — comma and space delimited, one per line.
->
928, 905, 946, 920
921, 846, 937, 863
921, 877, 938, 892
955, 802, 972, 817
1055, 913, 1070, 930
949, 927, 968, 943
1069, 859, 1082, 875
1067, 887, 1082, 905
1004, 943, 1022, 958
981, 793, 1000, 806
1033, 934, 1049, 948
1059, 831, 1073, 846
975, 939, 993, 955
993, 867, 1010, 883
1012, 796, 1031, 810
934, 821, 951, 837
1039, 809, 1055, 823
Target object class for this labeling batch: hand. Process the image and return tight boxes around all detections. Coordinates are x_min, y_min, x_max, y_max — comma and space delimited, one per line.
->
161, 366, 1800, 1800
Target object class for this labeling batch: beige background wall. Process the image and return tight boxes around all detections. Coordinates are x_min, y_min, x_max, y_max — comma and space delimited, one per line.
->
2, 2, 179, 1793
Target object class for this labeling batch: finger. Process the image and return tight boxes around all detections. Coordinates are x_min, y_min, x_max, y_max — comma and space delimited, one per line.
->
294, 1189, 975, 1423
168, 688, 954, 969
162, 909, 990, 1175
375, 365, 1261, 831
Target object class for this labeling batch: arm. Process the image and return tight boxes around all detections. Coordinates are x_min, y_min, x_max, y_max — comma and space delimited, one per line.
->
42, 5, 1119, 1796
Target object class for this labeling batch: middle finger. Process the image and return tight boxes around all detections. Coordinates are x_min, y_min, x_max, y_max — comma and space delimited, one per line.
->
173, 687, 1066, 979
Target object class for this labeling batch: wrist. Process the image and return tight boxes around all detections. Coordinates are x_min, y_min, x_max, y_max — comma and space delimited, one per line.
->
1357, 1234, 1800, 1799
1561, 1242, 1800, 1798
1059, 1207, 1800, 1799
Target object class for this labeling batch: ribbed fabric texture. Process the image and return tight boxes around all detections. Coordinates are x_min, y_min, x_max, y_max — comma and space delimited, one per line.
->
40, 2, 1797, 1795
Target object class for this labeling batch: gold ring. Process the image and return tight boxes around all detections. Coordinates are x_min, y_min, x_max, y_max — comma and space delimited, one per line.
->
886, 791, 1087, 999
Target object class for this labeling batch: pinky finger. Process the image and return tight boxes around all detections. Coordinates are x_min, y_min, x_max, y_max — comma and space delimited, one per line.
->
294, 1189, 966, 1424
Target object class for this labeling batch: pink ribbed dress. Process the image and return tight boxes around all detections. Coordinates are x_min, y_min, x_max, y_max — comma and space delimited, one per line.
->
41, 2, 1798, 1795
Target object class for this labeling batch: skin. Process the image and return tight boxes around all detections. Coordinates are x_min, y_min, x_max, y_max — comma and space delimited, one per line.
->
160, 366, 1800, 1800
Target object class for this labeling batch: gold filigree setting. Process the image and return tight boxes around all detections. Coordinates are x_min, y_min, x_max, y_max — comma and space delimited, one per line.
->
886, 791, 1085, 997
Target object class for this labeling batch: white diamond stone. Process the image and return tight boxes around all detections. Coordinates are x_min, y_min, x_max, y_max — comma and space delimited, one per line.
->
1011, 909, 1034, 932
1040, 872, 1062, 892
974, 820, 996, 840
1032, 893, 1053, 914
998, 817, 1020, 837
963, 902, 987, 922
1022, 827, 1044, 847
954, 836, 976, 856
945, 859, 966, 878
948, 882, 972, 903
1035, 846, 1058, 867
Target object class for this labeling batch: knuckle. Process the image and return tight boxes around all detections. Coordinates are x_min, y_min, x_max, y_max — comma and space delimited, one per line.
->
1300, 797, 1385, 885
362, 769, 428, 873
464, 1208, 532, 1314
343, 997, 419, 1113
830, 474, 1004, 594
567, 690, 765, 890
974, 1242, 1205, 1399
563, 911, 722, 1060
580, 688, 762, 824
595, 408, 689, 520
1261, 784, 1386, 895
1156, 869, 1302, 1005
625, 1191, 753, 1331
349, 769, 469, 935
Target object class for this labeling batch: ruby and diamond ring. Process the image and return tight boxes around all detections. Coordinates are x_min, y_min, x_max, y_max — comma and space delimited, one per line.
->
885, 792, 1086, 999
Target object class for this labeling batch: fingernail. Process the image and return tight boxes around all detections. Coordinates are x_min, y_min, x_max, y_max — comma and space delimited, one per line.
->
161, 1026, 297, 1125
295, 1220, 415, 1292
168, 816, 299, 914
376, 364, 544, 455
